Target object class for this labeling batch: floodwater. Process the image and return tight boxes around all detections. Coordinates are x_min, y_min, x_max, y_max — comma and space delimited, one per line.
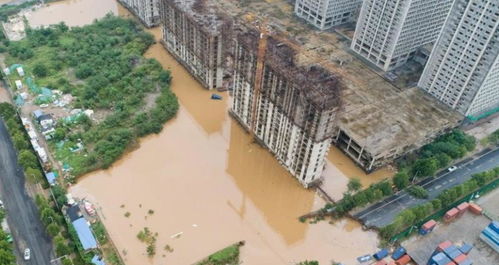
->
26, 0, 389, 264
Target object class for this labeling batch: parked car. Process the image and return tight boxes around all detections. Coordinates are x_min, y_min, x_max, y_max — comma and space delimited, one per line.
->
24, 248, 30, 260
448, 166, 458, 172
0, 200, 4, 208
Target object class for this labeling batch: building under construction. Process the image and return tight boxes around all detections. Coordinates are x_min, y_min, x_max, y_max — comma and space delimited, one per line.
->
231, 27, 342, 187
158, 0, 231, 90
152, 0, 463, 184
118, 0, 159, 27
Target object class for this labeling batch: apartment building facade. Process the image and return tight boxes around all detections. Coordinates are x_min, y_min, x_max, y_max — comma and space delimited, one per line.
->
294, 0, 362, 30
231, 29, 341, 187
119, 0, 159, 27
159, 0, 230, 90
418, 0, 499, 118
351, 0, 453, 71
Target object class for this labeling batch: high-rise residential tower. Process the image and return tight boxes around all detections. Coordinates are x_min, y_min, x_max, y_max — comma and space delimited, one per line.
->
159, 0, 231, 90
231, 28, 341, 187
418, 0, 499, 118
294, 0, 362, 30
351, 0, 453, 71
119, 0, 159, 27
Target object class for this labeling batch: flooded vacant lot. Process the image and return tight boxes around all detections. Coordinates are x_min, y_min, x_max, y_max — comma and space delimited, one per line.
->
24, 0, 392, 264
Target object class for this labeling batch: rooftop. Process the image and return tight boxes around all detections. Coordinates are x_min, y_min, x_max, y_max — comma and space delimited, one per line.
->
167, 0, 229, 34
217, 0, 462, 155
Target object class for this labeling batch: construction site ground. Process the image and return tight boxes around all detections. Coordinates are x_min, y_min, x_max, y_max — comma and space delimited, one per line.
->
214, 0, 462, 157
402, 190, 499, 265
463, 112, 499, 141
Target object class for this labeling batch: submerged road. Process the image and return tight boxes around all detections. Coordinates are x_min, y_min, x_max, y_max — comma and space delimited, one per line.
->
0, 119, 55, 265
354, 147, 499, 228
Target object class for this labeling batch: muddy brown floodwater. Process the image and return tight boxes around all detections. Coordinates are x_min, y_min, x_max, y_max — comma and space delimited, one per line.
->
25, 0, 390, 264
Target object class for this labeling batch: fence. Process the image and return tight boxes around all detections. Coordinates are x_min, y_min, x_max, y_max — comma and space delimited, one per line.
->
390, 177, 499, 243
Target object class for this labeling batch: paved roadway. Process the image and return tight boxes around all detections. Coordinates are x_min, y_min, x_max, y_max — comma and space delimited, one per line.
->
353, 147, 499, 228
0, 119, 55, 265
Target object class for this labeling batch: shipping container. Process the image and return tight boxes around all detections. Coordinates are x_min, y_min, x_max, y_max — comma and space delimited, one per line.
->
468, 203, 482, 215
456, 202, 469, 215
489, 221, 499, 234
437, 241, 453, 252
459, 243, 472, 254
458, 258, 472, 265
481, 227, 499, 245
391, 247, 406, 260
373, 260, 387, 265
395, 254, 411, 265
421, 219, 437, 235
374, 249, 389, 260
444, 208, 459, 222
452, 253, 467, 263
430, 252, 452, 265
443, 245, 460, 258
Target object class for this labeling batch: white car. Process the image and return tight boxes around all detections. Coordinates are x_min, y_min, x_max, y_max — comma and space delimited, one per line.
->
24, 248, 30, 261
0, 200, 3, 208
448, 166, 458, 172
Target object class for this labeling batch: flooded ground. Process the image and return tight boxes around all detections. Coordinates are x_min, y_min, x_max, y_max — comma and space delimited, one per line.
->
24, 0, 390, 264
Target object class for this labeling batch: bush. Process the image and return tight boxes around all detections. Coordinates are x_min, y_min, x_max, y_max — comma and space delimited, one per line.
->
393, 172, 409, 190
407, 185, 429, 199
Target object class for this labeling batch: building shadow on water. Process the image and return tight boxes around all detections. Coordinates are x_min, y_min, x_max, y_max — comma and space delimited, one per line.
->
225, 119, 317, 245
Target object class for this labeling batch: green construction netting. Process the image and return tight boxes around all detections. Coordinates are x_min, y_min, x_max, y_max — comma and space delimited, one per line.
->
467, 107, 499, 121
26, 77, 41, 94
9, 64, 22, 72
14, 95, 24, 106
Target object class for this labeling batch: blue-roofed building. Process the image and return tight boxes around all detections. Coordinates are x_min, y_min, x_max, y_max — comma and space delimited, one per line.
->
45, 172, 57, 185
72, 218, 97, 250
91, 255, 106, 265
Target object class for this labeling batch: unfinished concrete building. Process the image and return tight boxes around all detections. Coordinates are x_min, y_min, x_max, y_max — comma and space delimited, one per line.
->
119, 0, 159, 27
158, 0, 231, 90
231, 28, 342, 187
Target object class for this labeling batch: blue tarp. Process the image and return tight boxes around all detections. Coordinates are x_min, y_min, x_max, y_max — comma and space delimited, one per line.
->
72, 218, 97, 250
45, 172, 57, 185
91, 255, 106, 265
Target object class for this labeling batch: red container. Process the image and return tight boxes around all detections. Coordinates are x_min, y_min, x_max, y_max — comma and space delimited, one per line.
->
437, 240, 453, 251
373, 260, 388, 265
469, 203, 482, 215
395, 254, 411, 265
422, 219, 437, 231
444, 208, 459, 222
457, 202, 469, 216
453, 253, 467, 263
388, 262, 396, 265
445, 262, 457, 265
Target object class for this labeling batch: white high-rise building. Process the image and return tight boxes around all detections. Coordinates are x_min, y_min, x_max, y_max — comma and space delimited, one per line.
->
419, 0, 499, 118
351, 0, 453, 71
294, 0, 362, 30
119, 0, 159, 27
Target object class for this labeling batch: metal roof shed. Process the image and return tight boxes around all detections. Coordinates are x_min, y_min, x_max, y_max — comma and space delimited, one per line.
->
71, 218, 97, 250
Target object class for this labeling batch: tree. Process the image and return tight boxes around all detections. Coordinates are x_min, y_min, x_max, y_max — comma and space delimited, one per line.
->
46, 223, 60, 237
25, 167, 43, 183
32, 63, 48, 77
393, 172, 409, 190
411, 158, 438, 177
407, 185, 429, 199
347, 178, 362, 192
18, 150, 38, 169
12, 133, 28, 150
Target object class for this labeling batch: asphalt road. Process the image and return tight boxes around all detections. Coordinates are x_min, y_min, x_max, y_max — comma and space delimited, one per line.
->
354, 147, 499, 228
0, 119, 55, 265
